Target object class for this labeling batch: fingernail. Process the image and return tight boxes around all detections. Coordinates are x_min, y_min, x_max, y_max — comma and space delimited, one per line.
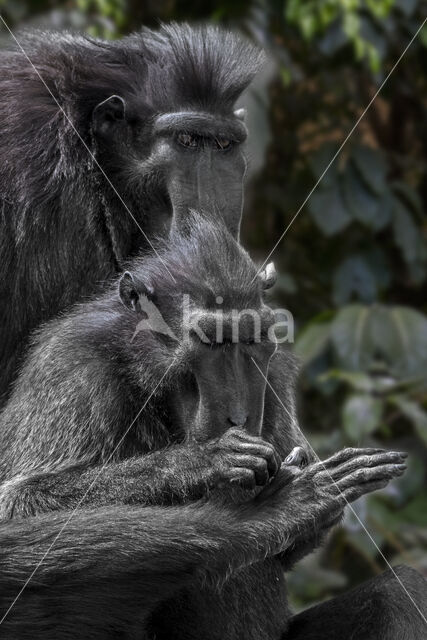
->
397, 464, 407, 470
399, 452, 408, 458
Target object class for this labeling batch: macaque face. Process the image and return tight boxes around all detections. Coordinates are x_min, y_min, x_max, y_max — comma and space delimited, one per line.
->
92, 98, 248, 240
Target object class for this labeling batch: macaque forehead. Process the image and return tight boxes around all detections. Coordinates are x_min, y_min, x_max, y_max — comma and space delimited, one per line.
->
136, 23, 265, 114
188, 307, 276, 345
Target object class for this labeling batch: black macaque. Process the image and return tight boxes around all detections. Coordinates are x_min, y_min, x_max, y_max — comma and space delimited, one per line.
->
0, 213, 300, 509
0, 214, 424, 639
0, 23, 262, 405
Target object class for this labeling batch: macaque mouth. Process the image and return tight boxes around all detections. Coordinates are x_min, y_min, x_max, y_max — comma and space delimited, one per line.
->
154, 111, 248, 146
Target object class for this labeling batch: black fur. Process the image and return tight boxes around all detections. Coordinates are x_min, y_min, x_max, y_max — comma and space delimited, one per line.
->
0, 213, 301, 496
0, 214, 423, 639
0, 23, 263, 406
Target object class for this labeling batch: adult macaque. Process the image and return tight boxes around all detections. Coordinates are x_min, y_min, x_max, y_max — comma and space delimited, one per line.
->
0, 214, 423, 639
0, 24, 262, 405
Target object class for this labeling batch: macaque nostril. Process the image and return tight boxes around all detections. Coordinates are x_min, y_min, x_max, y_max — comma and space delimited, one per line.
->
228, 413, 248, 428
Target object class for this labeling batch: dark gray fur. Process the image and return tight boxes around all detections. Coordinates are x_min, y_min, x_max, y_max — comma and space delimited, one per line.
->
0, 213, 302, 501
0, 23, 262, 406
0, 214, 424, 638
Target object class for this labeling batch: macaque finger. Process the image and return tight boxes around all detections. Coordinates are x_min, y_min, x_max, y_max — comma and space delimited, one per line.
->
222, 467, 257, 490
318, 447, 388, 471
223, 430, 281, 477
335, 463, 406, 492
325, 451, 408, 481
229, 455, 270, 486
340, 479, 389, 504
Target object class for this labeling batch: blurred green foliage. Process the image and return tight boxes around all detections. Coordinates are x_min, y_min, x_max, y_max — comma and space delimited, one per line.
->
247, 0, 427, 608
1, 0, 426, 611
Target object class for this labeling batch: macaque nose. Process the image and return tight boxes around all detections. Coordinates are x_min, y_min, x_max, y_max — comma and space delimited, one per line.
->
228, 412, 248, 428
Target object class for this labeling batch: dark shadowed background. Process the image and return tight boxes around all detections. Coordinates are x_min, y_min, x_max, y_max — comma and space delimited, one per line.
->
1, 0, 426, 611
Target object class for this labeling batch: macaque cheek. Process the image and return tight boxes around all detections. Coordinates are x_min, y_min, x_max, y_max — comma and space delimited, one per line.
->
167, 376, 200, 439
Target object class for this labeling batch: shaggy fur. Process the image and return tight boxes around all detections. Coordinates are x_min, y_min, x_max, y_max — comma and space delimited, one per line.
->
0, 213, 302, 492
0, 23, 262, 406
0, 214, 423, 639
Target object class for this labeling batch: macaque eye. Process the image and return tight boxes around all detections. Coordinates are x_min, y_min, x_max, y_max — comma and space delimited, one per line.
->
177, 133, 199, 148
215, 138, 233, 150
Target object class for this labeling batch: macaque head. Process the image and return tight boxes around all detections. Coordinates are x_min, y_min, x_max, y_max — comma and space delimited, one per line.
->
91, 24, 264, 241
119, 212, 279, 443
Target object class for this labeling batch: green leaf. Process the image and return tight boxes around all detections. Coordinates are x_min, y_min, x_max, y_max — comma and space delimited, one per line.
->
318, 20, 348, 56
392, 197, 418, 264
369, 306, 427, 378
366, 304, 397, 367
365, 0, 394, 18
343, 162, 380, 228
362, 247, 391, 288
371, 188, 393, 231
331, 304, 371, 370
389, 395, 427, 447
394, 0, 418, 17
392, 453, 425, 502
309, 143, 340, 188
388, 307, 427, 378
358, 16, 387, 67
294, 322, 331, 364
420, 24, 427, 48
308, 184, 352, 236
343, 12, 360, 41
392, 182, 423, 219
320, 370, 375, 393
398, 495, 427, 527
351, 145, 388, 195
342, 393, 383, 442
331, 305, 427, 378
332, 255, 377, 305
392, 196, 427, 284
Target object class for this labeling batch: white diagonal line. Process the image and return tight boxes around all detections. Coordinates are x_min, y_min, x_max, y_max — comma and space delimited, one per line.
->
253, 16, 427, 282
251, 355, 427, 627
0, 14, 176, 283
0, 359, 176, 625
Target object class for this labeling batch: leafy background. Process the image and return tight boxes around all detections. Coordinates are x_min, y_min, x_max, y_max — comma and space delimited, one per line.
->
1, 0, 426, 611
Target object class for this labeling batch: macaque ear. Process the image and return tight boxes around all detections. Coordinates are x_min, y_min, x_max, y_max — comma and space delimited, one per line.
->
92, 95, 126, 136
119, 272, 139, 311
259, 262, 277, 290
119, 271, 155, 312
